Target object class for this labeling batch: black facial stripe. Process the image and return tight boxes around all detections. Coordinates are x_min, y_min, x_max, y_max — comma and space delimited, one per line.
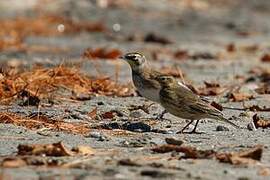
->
125, 53, 142, 59
126, 55, 136, 59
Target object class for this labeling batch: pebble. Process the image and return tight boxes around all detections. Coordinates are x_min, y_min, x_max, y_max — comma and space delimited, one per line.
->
97, 101, 104, 105
129, 111, 142, 118
151, 129, 174, 134
165, 137, 184, 145
140, 170, 172, 178
123, 122, 151, 132
87, 132, 102, 138
216, 125, 229, 131
98, 135, 107, 141
87, 132, 109, 141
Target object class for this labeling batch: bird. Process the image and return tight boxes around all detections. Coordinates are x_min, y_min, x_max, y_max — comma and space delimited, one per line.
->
120, 52, 167, 119
155, 75, 239, 133
120, 52, 161, 102
120, 52, 200, 120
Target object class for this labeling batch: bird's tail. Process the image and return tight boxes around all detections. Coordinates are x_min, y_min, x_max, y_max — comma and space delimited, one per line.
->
210, 114, 240, 128
218, 116, 240, 128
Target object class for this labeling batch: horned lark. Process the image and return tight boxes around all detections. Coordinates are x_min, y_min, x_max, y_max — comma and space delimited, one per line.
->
120, 52, 192, 119
120, 52, 165, 119
120, 53, 161, 101
155, 75, 239, 133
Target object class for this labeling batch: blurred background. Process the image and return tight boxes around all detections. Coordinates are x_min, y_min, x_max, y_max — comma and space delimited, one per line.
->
0, 0, 270, 84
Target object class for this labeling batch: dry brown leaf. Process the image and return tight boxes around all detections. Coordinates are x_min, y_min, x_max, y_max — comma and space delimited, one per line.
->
152, 144, 215, 159
0, 65, 133, 104
258, 168, 270, 176
82, 48, 122, 59
101, 111, 115, 119
71, 146, 95, 155
118, 159, 141, 167
241, 44, 259, 53
88, 107, 98, 119
226, 43, 236, 52
236, 30, 255, 37
261, 54, 270, 62
216, 145, 263, 165
153, 144, 263, 165
0, 112, 90, 134
17, 142, 96, 157
196, 81, 226, 96
1, 158, 27, 168
228, 92, 254, 102
248, 67, 270, 80
228, 156, 258, 165
174, 50, 189, 60
255, 84, 270, 94
17, 142, 74, 156
190, 52, 217, 60
144, 33, 172, 45
253, 114, 270, 129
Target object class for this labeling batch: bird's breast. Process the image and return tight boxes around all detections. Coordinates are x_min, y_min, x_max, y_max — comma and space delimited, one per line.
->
138, 88, 160, 102
132, 74, 160, 103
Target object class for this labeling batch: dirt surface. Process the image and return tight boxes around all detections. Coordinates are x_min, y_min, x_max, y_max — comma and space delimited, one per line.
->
0, 0, 270, 179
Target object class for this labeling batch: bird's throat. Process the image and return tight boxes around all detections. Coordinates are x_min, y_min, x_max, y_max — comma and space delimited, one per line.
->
132, 65, 148, 75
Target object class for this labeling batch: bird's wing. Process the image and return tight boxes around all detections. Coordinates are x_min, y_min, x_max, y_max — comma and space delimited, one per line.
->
189, 100, 222, 117
174, 83, 201, 102
174, 84, 222, 116
171, 82, 239, 128
137, 68, 161, 89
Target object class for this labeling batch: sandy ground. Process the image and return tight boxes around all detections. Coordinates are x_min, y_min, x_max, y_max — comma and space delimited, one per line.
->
0, 0, 270, 179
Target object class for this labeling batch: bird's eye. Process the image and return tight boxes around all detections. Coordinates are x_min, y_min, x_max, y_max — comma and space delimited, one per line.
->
130, 56, 139, 61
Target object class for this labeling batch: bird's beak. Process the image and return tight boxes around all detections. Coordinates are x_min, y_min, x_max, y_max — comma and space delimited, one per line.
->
119, 55, 125, 60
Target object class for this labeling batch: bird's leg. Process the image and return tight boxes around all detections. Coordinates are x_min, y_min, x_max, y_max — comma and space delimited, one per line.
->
189, 120, 200, 134
176, 120, 193, 134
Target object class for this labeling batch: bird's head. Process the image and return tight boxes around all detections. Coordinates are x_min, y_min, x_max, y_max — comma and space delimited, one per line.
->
120, 52, 147, 71
155, 75, 176, 87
